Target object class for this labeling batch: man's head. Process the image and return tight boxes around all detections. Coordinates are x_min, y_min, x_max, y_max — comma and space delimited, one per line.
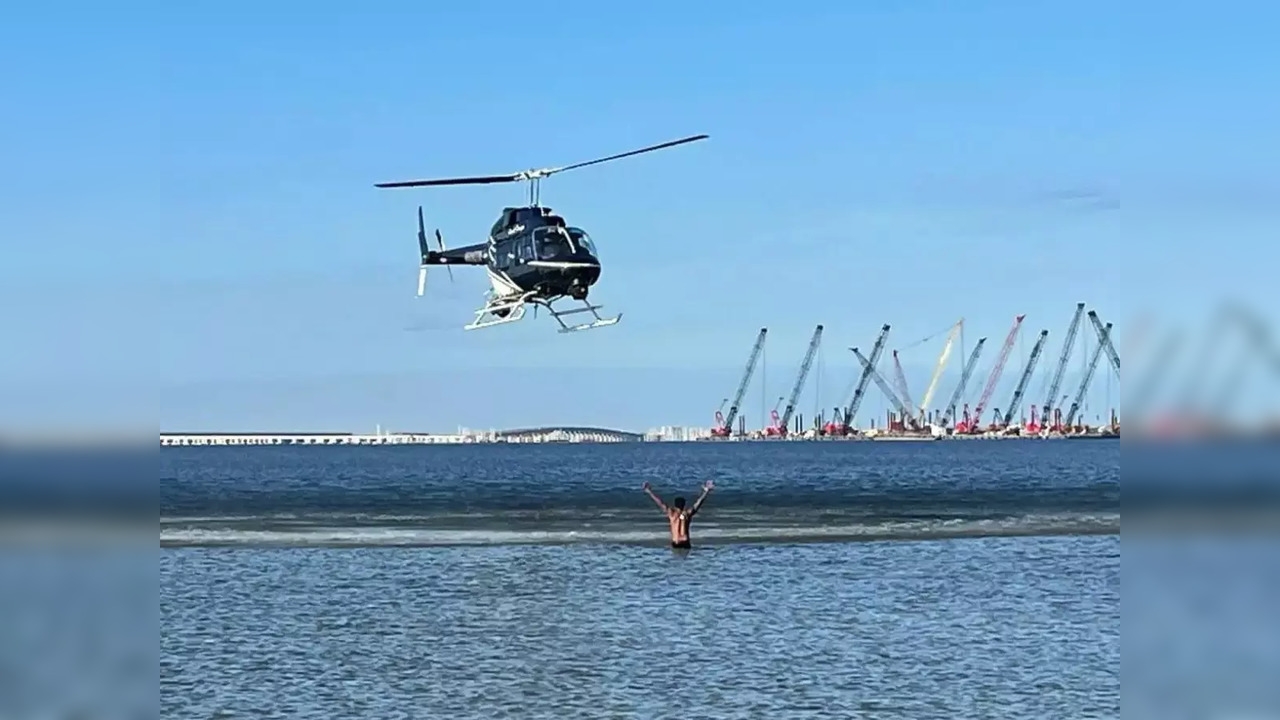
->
673, 496, 686, 510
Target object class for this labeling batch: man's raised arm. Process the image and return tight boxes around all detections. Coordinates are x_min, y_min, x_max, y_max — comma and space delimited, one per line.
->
641, 482, 669, 513
689, 480, 715, 515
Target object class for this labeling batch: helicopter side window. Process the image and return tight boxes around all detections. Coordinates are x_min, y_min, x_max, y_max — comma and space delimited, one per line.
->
521, 236, 535, 262
533, 227, 572, 261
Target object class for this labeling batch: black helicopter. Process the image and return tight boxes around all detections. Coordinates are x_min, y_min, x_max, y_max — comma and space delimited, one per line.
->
375, 134, 708, 332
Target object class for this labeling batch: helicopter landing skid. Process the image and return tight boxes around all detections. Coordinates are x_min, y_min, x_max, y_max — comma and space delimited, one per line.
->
533, 297, 622, 333
463, 291, 620, 333
464, 292, 534, 331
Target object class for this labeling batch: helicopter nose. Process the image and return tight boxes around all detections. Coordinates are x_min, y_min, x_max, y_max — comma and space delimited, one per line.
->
569, 260, 600, 290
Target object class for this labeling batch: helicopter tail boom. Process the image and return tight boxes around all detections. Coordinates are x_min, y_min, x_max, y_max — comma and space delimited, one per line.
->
414, 206, 486, 296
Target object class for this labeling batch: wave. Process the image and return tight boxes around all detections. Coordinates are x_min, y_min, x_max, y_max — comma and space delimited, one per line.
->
159, 512, 1119, 548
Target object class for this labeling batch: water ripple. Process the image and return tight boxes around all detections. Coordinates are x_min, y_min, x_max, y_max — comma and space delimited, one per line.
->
162, 537, 1119, 718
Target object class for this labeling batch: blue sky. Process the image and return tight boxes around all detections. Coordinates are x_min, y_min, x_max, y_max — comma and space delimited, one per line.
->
1, 0, 1276, 432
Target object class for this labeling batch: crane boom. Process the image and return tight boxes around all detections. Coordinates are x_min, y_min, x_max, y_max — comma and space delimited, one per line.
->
919, 319, 963, 416
944, 337, 987, 423
891, 350, 914, 413
1040, 303, 1086, 426
843, 324, 891, 428
853, 348, 914, 421
779, 325, 823, 432
972, 314, 1025, 425
1003, 329, 1050, 426
1066, 322, 1112, 426
1087, 310, 1120, 377
720, 328, 767, 434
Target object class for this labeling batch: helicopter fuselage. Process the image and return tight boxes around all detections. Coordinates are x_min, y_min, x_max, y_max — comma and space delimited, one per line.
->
427, 205, 602, 302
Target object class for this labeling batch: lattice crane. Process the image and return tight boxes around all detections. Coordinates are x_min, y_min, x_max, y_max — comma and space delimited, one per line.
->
1066, 321, 1113, 426
1039, 303, 1086, 426
918, 319, 963, 421
968, 314, 1025, 431
712, 327, 767, 437
853, 348, 916, 428
838, 324, 891, 434
769, 325, 824, 437
1003, 329, 1049, 427
944, 337, 987, 426
1087, 310, 1120, 378
891, 350, 914, 419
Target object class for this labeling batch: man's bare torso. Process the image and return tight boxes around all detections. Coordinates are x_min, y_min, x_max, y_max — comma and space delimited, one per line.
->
667, 509, 692, 544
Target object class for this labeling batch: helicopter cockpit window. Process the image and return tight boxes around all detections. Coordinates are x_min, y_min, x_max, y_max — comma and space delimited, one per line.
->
533, 227, 573, 261
568, 228, 597, 258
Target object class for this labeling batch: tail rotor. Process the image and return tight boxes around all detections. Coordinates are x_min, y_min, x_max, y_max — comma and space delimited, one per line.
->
435, 228, 453, 282
414, 206, 454, 297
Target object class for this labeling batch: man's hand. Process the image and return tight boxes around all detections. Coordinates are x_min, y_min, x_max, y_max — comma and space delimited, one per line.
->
642, 481, 651, 491
703, 480, 715, 492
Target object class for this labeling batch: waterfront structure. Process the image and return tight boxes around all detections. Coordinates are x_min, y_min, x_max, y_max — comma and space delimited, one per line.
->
160, 426, 644, 446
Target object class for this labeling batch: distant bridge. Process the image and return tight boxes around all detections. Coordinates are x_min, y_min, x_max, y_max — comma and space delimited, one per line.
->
494, 426, 644, 443
159, 426, 644, 446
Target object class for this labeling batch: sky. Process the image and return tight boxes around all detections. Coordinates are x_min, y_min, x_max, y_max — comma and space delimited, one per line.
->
0, 0, 1277, 432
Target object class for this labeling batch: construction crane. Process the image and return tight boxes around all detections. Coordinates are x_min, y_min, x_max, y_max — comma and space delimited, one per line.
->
1003, 329, 1050, 427
891, 351, 914, 418
711, 398, 729, 429
1040, 303, 1086, 426
765, 396, 784, 432
852, 348, 917, 429
918, 319, 963, 421
1087, 310, 1120, 378
944, 337, 987, 426
712, 328, 767, 437
833, 324, 891, 435
768, 325, 824, 437
967, 314, 1025, 432
1065, 321, 1113, 427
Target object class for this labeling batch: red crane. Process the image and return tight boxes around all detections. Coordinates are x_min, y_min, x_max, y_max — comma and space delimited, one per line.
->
767, 325, 824, 437
712, 328, 768, 437
959, 314, 1025, 433
1025, 405, 1042, 434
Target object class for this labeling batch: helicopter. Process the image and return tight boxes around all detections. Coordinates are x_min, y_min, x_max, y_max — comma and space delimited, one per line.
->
375, 134, 709, 333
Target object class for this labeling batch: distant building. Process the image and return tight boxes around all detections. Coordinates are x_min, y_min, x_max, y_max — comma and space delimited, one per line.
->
644, 425, 712, 442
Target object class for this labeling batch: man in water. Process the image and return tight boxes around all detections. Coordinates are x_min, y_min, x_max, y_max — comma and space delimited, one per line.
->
642, 480, 714, 549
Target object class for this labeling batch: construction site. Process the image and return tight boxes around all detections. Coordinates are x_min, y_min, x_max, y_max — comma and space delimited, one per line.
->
707, 303, 1122, 441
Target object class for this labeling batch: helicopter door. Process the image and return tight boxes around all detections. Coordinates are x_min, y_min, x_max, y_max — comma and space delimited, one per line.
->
494, 240, 516, 270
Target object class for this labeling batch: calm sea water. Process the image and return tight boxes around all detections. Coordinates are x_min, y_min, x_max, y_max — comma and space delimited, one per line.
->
161, 440, 1119, 718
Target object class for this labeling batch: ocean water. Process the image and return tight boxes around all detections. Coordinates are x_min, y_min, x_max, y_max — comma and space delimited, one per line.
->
161, 440, 1120, 718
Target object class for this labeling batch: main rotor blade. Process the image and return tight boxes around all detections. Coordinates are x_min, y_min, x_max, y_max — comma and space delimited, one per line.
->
546, 134, 709, 176
376, 173, 521, 189
375, 133, 707, 188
